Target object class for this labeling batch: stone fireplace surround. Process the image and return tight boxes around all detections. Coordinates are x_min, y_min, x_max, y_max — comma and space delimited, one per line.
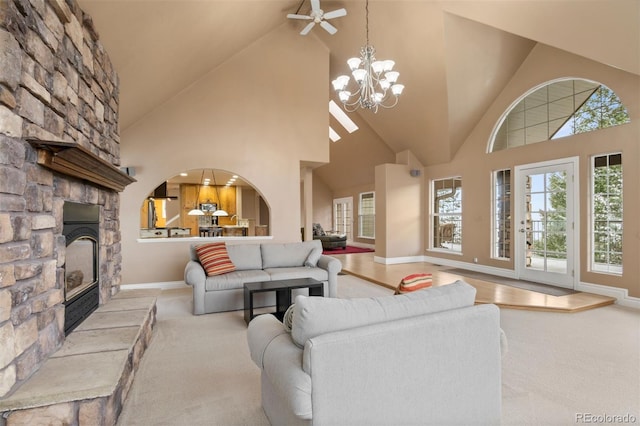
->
1, 0, 132, 408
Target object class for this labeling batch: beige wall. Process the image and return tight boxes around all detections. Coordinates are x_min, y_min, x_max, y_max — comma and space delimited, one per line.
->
311, 176, 333, 233
424, 44, 640, 297
119, 25, 330, 284
375, 163, 423, 258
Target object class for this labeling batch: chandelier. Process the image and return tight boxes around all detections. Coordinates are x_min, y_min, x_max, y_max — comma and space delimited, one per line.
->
187, 169, 228, 216
331, 0, 404, 113
187, 169, 205, 216
211, 170, 228, 217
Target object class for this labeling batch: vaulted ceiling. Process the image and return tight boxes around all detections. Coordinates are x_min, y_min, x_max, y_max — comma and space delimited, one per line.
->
79, 0, 639, 190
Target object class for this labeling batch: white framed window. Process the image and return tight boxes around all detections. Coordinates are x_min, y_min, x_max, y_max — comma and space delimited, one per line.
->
432, 177, 462, 253
591, 153, 623, 274
333, 197, 352, 240
358, 192, 375, 239
492, 169, 511, 259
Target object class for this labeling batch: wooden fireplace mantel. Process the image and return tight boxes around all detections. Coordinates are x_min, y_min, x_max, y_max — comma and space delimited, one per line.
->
27, 139, 136, 192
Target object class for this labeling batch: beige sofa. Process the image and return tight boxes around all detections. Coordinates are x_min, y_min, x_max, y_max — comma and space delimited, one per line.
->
247, 281, 504, 425
184, 240, 341, 315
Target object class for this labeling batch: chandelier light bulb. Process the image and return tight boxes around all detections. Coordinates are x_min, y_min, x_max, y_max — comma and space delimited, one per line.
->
371, 61, 384, 74
352, 69, 367, 83
391, 84, 405, 96
385, 71, 399, 83
347, 57, 362, 70
332, 75, 349, 91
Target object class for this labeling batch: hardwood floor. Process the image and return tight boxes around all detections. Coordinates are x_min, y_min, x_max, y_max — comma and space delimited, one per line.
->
330, 252, 616, 312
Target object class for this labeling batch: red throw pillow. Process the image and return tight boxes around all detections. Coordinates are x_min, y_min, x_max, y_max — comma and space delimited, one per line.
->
395, 273, 433, 294
195, 242, 236, 276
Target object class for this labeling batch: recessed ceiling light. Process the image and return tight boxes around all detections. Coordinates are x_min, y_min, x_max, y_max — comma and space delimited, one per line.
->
180, 172, 188, 177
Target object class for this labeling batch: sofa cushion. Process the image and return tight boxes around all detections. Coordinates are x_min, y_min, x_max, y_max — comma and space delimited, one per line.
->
264, 266, 328, 283
196, 242, 236, 276
205, 269, 270, 291
226, 244, 263, 271
304, 240, 323, 267
261, 241, 321, 268
291, 280, 476, 348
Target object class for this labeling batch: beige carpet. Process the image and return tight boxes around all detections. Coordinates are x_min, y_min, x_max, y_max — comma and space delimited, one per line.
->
117, 275, 639, 425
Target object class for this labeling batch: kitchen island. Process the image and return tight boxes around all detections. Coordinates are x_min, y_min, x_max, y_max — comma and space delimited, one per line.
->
136, 235, 272, 244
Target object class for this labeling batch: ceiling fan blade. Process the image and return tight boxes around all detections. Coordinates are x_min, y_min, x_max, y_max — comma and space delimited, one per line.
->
320, 20, 337, 35
300, 21, 316, 35
323, 8, 347, 20
310, 0, 321, 13
287, 13, 312, 20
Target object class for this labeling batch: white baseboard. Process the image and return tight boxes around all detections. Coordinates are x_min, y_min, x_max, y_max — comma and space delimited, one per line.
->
578, 281, 640, 309
120, 281, 189, 290
374, 255, 424, 265
422, 255, 517, 278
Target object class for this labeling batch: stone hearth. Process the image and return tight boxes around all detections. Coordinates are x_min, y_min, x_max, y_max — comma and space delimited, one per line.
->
0, 289, 157, 425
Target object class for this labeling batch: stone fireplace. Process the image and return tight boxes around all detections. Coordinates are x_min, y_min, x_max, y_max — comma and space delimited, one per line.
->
0, 0, 133, 400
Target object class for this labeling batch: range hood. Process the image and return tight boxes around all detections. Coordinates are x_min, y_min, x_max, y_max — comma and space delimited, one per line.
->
151, 182, 178, 199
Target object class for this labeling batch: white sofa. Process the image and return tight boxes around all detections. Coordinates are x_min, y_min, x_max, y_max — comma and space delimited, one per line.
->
247, 281, 503, 426
184, 240, 341, 315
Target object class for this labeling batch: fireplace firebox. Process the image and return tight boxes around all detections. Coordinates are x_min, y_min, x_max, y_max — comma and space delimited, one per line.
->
63, 202, 100, 335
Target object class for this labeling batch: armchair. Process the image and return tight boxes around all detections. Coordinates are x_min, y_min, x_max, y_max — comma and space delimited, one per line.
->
312, 223, 347, 250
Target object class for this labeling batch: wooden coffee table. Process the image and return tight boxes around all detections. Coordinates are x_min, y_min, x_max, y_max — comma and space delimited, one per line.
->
244, 278, 324, 325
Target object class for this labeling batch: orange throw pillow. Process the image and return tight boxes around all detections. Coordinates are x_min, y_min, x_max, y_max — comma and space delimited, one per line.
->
395, 273, 433, 294
196, 242, 236, 276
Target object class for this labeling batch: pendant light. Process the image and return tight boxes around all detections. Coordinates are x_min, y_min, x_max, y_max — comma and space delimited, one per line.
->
187, 170, 205, 216
211, 170, 228, 216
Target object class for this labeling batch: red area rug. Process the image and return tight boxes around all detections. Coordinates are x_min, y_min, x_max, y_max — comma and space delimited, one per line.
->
323, 246, 374, 255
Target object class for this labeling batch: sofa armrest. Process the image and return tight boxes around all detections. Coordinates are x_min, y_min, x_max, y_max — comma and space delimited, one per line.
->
247, 314, 288, 369
316, 255, 342, 298
317, 255, 341, 274
184, 260, 205, 285
184, 260, 206, 314
248, 314, 313, 420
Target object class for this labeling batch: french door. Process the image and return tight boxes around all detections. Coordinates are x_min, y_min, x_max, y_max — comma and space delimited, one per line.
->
333, 197, 353, 242
514, 158, 577, 288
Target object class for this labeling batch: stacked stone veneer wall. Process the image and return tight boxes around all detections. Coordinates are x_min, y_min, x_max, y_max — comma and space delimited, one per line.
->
0, 0, 121, 398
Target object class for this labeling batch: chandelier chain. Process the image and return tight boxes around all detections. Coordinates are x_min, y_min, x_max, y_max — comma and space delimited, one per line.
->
365, 0, 369, 46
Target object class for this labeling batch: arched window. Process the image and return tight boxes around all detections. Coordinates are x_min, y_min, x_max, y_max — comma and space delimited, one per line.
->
490, 79, 630, 152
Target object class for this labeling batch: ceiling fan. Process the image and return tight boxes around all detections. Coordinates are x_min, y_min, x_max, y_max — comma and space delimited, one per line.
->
287, 0, 347, 36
